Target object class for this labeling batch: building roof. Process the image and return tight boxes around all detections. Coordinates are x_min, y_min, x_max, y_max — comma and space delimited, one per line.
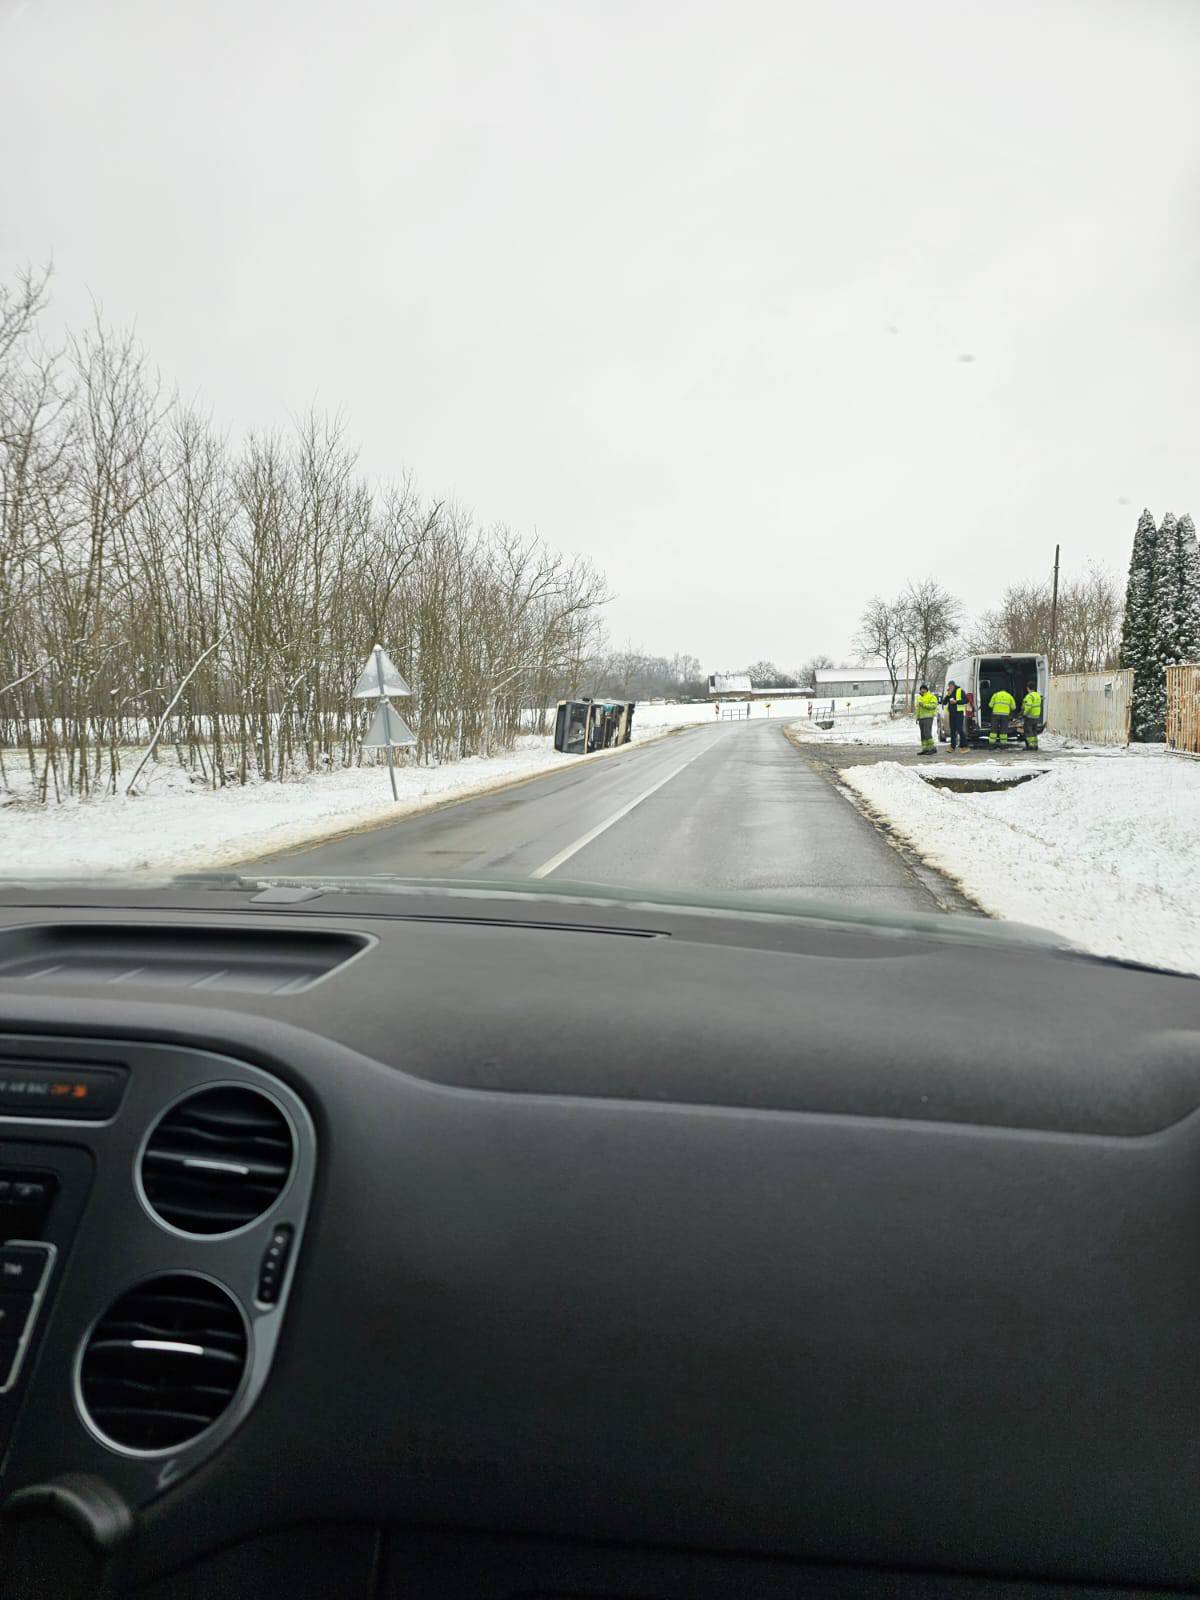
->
708, 673, 752, 693
814, 663, 900, 684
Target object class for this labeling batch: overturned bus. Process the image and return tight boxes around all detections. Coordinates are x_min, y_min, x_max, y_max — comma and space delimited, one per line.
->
554, 698, 635, 755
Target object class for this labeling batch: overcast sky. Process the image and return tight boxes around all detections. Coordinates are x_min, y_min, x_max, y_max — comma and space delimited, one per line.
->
2, 0, 1197, 669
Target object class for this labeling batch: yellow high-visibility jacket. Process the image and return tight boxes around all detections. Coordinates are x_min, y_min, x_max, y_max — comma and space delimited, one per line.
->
915, 691, 939, 720
1022, 690, 1042, 718
990, 689, 1017, 716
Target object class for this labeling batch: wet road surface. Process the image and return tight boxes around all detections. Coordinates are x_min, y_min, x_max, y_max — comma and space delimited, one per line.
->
260, 718, 944, 914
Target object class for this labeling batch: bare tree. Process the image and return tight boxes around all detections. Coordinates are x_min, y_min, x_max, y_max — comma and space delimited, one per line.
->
589, 646, 704, 701
744, 660, 798, 687
0, 268, 617, 802
966, 564, 1122, 673
854, 598, 907, 710
899, 579, 963, 704
797, 654, 833, 691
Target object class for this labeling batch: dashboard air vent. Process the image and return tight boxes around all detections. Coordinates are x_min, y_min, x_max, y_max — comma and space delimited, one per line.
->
141, 1086, 293, 1235
79, 1274, 247, 1451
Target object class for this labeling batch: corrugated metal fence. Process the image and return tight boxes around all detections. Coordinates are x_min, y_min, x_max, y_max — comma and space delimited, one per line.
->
1167, 664, 1200, 753
1048, 668, 1133, 746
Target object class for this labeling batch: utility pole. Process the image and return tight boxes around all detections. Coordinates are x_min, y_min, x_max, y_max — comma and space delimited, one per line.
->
1049, 543, 1061, 675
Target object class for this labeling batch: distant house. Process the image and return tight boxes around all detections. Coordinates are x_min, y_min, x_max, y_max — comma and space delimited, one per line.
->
814, 665, 914, 699
708, 673, 752, 696
707, 673, 813, 701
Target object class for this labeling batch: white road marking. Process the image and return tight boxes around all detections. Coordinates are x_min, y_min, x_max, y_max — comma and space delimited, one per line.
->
529, 739, 717, 879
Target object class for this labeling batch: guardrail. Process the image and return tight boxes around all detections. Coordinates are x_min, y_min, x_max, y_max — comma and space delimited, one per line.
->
805, 700, 903, 724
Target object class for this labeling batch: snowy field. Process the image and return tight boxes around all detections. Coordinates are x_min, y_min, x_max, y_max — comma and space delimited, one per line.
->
841, 750, 1200, 975
0, 704, 708, 877
628, 700, 724, 735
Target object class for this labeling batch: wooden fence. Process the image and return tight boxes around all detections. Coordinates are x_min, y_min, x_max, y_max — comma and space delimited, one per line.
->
1167, 664, 1200, 753
1047, 669, 1133, 746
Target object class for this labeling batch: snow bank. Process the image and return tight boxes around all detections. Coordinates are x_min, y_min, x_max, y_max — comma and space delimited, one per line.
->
0, 739, 570, 876
843, 756, 1200, 975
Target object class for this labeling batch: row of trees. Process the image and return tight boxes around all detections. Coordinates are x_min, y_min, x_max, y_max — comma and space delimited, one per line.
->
586, 652, 839, 699
742, 656, 835, 690
0, 269, 608, 801
1120, 508, 1200, 740
855, 564, 1128, 713
587, 649, 706, 701
965, 565, 1123, 672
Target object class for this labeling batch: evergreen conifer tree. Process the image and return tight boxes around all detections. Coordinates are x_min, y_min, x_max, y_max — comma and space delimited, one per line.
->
1151, 512, 1200, 741
1174, 513, 1200, 664
1143, 510, 1180, 737
1153, 511, 1180, 655
1120, 508, 1160, 739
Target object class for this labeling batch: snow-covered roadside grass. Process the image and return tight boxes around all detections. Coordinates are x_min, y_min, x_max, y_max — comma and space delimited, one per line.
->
0, 737, 567, 876
841, 755, 1200, 975
0, 703, 709, 877
789, 698, 915, 746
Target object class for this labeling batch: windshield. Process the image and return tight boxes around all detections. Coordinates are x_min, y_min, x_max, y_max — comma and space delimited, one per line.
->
1, 1, 1197, 976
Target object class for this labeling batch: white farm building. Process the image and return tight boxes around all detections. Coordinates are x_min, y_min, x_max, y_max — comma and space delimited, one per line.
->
814, 665, 916, 699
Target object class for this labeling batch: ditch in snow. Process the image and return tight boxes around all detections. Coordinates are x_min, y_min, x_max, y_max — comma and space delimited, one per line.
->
918, 768, 1050, 795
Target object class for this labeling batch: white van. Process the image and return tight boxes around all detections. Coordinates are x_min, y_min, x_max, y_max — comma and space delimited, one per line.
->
937, 654, 1048, 746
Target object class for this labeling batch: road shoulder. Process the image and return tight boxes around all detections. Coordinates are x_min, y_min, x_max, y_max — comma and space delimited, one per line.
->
782, 726, 985, 916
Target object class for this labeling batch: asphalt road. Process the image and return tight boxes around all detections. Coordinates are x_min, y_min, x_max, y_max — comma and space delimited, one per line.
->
260, 718, 943, 913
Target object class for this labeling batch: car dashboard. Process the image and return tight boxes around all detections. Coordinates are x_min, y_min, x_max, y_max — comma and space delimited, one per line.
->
0, 878, 1197, 1599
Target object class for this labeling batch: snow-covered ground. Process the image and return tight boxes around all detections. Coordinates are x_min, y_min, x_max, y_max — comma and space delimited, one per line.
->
788, 698, 1125, 756
841, 750, 1200, 975
788, 697, 917, 746
0, 738, 566, 877
629, 700, 723, 736
0, 704, 709, 877
631, 698, 801, 733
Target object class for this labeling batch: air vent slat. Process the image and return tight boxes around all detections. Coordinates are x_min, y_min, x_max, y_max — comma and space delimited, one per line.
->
86, 1372, 240, 1397
142, 1148, 291, 1181
168, 1129, 290, 1152
172, 1103, 288, 1131
80, 1275, 247, 1452
141, 1086, 294, 1235
85, 1339, 243, 1365
90, 1407, 217, 1428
